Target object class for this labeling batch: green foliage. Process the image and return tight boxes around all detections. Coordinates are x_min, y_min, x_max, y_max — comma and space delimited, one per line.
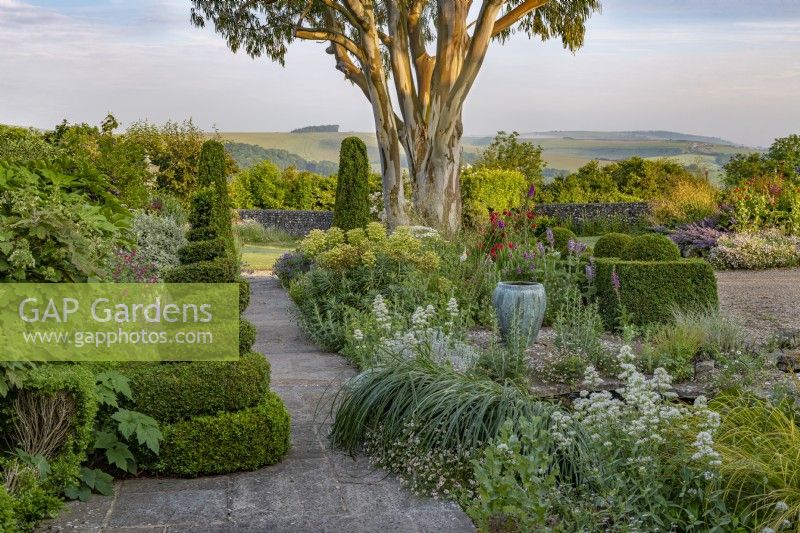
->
724, 134, 800, 187
331, 357, 556, 456
124, 119, 236, 201
19, 364, 99, 495
64, 467, 114, 502
154, 391, 290, 476
188, 187, 216, 229
621, 233, 681, 261
239, 318, 256, 354
551, 286, 610, 376
548, 227, 577, 255
333, 137, 370, 230
539, 157, 709, 206
473, 131, 545, 188
177, 238, 227, 265
469, 417, 557, 531
47, 115, 152, 209
593, 232, 633, 258
0, 465, 63, 531
234, 220, 297, 245
0, 124, 60, 163
186, 226, 217, 242
460, 167, 528, 227
594, 258, 718, 328
121, 353, 271, 423
229, 161, 338, 210
238, 276, 251, 313
0, 160, 132, 282
131, 211, 186, 275
713, 392, 800, 531
197, 139, 227, 188
162, 256, 238, 283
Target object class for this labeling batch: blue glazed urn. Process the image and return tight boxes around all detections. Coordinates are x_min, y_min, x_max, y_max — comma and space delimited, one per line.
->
491, 281, 547, 346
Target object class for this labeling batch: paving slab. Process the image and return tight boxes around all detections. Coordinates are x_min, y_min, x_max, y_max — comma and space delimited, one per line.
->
41, 275, 474, 533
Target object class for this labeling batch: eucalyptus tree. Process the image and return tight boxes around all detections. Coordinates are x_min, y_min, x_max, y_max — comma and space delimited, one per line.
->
191, 0, 600, 231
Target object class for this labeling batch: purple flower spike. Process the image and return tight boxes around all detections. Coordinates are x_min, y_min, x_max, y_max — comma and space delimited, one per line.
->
527, 184, 536, 198
611, 269, 621, 292
497, 220, 506, 229
585, 263, 596, 282
537, 241, 546, 256
546, 227, 554, 247
567, 239, 576, 253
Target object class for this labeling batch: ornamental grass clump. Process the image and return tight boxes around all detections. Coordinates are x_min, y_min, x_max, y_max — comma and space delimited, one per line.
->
713, 392, 800, 532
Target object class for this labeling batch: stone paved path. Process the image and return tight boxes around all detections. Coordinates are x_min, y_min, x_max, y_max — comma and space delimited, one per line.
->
716, 267, 800, 343
42, 276, 474, 532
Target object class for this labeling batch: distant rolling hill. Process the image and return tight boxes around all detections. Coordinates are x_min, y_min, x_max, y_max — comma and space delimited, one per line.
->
219, 131, 758, 181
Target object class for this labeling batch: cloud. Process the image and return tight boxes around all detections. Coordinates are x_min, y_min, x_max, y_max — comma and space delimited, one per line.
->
1, 0, 799, 146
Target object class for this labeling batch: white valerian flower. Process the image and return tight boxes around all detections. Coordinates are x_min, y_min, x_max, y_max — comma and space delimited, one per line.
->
776, 501, 789, 511
353, 329, 364, 341
459, 248, 468, 262
582, 364, 603, 389
447, 297, 459, 318
372, 294, 391, 330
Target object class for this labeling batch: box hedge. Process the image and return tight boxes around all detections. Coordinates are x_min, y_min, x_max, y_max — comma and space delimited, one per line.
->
154, 391, 290, 476
186, 226, 217, 242
594, 258, 718, 328
162, 256, 238, 283
594, 232, 633, 258
240, 318, 256, 354
238, 276, 251, 314
121, 352, 271, 423
622, 233, 681, 261
177, 238, 227, 265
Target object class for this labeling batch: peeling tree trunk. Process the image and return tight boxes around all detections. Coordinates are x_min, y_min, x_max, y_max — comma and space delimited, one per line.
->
412, 115, 464, 234
372, 109, 409, 228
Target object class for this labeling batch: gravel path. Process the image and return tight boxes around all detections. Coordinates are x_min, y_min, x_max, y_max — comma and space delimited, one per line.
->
41, 276, 474, 532
716, 267, 800, 343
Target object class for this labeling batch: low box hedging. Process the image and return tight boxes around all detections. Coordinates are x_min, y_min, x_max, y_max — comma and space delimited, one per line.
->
154, 391, 290, 476
186, 226, 217, 242
240, 318, 256, 354
238, 276, 251, 313
594, 232, 633, 258
162, 256, 238, 283
177, 238, 227, 265
622, 233, 681, 261
121, 352, 271, 423
594, 258, 718, 327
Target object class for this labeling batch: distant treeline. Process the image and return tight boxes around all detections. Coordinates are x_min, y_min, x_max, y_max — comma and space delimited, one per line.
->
224, 142, 338, 175
290, 124, 339, 133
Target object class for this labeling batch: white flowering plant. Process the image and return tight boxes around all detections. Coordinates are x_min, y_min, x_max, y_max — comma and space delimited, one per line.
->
343, 294, 478, 371
471, 345, 730, 531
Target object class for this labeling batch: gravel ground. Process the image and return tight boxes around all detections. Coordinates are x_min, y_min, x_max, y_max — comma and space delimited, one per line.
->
716, 267, 800, 344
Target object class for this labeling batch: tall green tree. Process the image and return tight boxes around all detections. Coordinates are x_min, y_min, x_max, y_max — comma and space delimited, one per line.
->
333, 137, 370, 230
473, 131, 545, 189
190, 0, 600, 232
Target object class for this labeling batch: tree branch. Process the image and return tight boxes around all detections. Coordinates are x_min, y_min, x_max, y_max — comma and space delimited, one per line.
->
491, 0, 550, 36
294, 27, 367, 63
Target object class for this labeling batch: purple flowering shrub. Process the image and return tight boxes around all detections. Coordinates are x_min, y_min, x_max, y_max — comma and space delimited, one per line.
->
670, 218, 727, 257
111, 248, 159, 283
274, 251, 311, 286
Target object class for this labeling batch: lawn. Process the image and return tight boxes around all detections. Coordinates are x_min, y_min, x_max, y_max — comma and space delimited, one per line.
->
241, 244, 294, 271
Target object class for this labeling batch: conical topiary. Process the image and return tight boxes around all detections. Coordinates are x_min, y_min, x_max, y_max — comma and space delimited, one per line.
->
197, 140, 233, 249
333, 137, 370, 230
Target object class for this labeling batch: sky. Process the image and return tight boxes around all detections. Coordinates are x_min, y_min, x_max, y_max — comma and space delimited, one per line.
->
1, 0, 799, 147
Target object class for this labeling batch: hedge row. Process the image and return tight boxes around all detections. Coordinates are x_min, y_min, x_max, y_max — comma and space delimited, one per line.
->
154, 391, 290, 476
177, 238, 227, 265
121, 352, 270, 423
594, 258, 718, 327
